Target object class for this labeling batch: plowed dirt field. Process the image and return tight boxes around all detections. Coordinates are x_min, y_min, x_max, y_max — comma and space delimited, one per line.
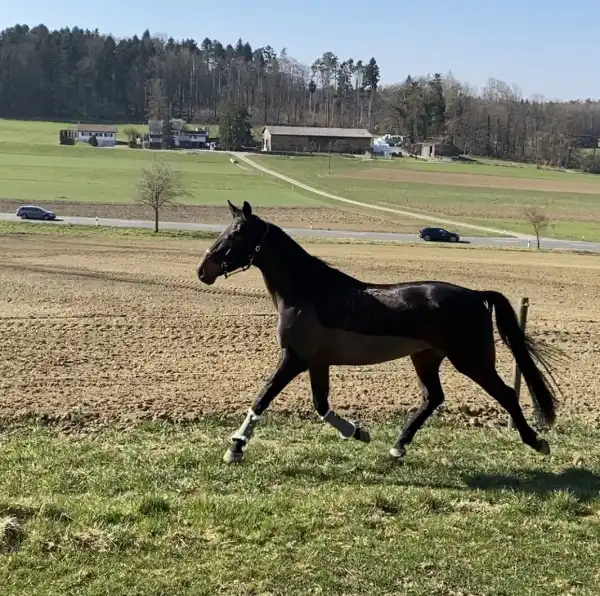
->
337, 166, 600, 194
1, 233, 598, 428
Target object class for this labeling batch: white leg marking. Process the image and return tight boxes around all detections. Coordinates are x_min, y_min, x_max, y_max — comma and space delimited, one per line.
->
321, 410, 356, 439
231, 408, 263, 444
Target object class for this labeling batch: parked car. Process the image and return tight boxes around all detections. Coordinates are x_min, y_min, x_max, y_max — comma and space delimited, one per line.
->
419, 227, 460, 243
16, 205, 56, 221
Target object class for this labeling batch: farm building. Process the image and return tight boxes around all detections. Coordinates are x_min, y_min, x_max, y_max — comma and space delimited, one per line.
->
261, 126, 372, 153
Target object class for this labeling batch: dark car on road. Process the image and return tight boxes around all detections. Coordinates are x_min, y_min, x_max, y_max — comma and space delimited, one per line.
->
419, 227, 460, 243
16, 205, 56, 221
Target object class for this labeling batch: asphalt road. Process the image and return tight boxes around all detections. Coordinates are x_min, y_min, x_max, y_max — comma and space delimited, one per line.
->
2, 213, 600, 253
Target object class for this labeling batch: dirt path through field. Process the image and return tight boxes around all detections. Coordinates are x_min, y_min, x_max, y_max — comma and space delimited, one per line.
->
235, 153, 534, 239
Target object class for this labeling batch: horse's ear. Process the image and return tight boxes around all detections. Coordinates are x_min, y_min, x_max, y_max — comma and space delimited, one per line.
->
242, 201, 252, 219
227, 200, 241, 219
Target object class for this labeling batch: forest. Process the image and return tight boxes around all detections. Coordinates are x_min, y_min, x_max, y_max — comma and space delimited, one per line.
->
1, 23, 599, 169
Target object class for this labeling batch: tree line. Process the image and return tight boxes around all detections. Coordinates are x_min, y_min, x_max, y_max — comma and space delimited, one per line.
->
382, 75, 600, 170
1, 23, 599, 169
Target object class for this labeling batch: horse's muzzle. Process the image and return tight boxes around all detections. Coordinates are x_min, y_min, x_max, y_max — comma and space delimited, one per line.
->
197, 263, 216, 285
197, 254, 225, 285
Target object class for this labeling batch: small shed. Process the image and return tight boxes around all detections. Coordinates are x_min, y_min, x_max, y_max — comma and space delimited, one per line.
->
262, 126, 373, 153
416, 137, 461, 159
418, 137, 443, 158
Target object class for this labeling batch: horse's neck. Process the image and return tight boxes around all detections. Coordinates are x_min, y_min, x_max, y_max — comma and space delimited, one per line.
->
256, 230, 315, 305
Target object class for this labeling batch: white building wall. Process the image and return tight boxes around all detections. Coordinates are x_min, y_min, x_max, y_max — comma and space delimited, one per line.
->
77, 132, 117, 147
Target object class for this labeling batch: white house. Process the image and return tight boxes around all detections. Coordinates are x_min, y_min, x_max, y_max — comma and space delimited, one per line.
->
75, 124, 118, 147
146, 119, 208, 149
170, 119, 208, 148
171, 128, 208, 148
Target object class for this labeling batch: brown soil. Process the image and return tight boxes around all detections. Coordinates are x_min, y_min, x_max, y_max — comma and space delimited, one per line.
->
0, 234, 597, 428
0, 199, 427, 234
338, 167, 600, 194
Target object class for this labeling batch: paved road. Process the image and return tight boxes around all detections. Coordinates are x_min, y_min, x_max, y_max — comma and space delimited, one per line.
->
3, 213, 600, 252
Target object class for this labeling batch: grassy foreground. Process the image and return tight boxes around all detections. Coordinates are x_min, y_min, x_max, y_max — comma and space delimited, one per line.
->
1, 418, 600, 595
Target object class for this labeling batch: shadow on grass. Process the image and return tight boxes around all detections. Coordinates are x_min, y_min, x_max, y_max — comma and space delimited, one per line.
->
462, 467, 600, 502
275, 454, 600, 501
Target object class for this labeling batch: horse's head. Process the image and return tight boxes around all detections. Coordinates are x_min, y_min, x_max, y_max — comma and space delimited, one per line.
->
197, 200, 268, 285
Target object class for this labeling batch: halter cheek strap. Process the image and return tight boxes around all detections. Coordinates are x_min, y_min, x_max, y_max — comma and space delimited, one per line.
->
219, 223, 270, 279
222, 243, 262, 279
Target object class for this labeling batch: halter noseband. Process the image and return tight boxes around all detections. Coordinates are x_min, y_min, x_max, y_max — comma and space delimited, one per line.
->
205, 222, 270, 279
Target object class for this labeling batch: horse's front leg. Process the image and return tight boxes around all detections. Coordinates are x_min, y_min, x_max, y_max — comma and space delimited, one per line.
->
224, 348, 308, 464
309, 365, 371, 443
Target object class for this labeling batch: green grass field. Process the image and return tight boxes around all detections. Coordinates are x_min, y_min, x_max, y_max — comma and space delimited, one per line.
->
3, 118, 600, 239
0, 141, 318, 207
1, 418, 599, 595
252, 152, 600, 183
457, 216, 600, 242
250, 154, 600, 240
0, 119, 289, 207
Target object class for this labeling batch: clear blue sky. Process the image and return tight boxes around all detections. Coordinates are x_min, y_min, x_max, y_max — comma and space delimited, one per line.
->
4, 0, 599, 100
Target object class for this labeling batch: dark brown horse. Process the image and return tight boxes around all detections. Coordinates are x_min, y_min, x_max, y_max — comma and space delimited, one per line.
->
198, 201, 563, 465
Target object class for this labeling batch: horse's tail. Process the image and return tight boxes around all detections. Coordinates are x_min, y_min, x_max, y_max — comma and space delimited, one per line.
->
481, 290, 564, 427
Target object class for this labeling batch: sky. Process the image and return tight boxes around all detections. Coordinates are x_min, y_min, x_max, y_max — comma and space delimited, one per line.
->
3, 0, 599, 101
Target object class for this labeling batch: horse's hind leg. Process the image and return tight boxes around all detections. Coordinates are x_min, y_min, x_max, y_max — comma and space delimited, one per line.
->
448, 353, 549, 456
310, 364, 370, 443
390, 349, 446, 462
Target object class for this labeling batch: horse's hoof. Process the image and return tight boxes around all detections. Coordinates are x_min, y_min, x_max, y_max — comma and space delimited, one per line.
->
389, 447, 406, 462
354, 426, 371, 444
223, 448, 244, 464
536, 439, 551, 456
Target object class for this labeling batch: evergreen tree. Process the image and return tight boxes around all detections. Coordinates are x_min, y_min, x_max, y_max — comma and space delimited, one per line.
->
218, 102, 252, 150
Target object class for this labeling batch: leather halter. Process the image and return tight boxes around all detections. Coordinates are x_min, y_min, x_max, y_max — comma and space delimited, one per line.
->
205, 223, 270, 279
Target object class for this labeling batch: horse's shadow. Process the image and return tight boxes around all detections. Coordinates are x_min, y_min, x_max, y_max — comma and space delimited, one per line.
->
278, 456, 600, 502
462, 467, 600, 503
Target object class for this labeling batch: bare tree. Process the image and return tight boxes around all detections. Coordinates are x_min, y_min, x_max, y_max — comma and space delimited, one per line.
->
137, 157, 187, 232
523, 206, 549, 249
146, 76, 169, 121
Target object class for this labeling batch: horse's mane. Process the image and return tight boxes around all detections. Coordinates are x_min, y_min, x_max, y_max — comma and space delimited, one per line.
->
264, 219, 362, 290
